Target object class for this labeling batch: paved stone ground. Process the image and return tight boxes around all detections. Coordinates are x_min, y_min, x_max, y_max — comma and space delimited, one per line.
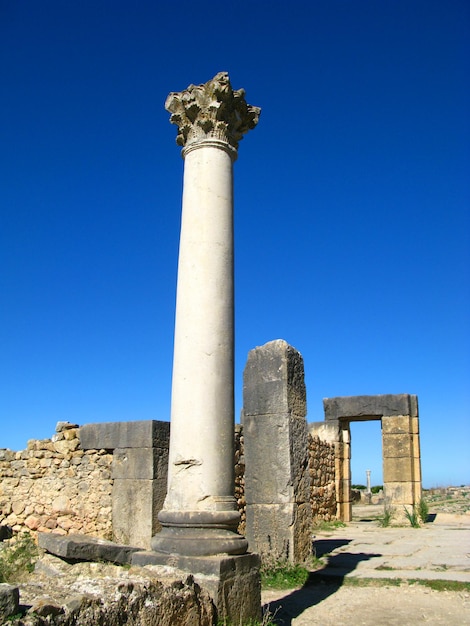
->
262, 509, 470, 625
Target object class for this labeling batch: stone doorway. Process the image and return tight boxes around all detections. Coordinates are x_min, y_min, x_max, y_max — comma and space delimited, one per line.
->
311, 394, 422, 522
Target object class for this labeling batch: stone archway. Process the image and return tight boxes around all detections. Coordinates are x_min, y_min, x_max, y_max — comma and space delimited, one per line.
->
311, 394, 422, 521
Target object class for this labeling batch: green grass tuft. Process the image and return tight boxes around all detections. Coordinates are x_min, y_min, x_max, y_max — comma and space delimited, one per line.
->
0, 533, 40, 583
260, 558, 310, 590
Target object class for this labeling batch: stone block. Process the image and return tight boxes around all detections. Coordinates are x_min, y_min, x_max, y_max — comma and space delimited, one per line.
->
382, 415, 411, 435
243, 340, 306, 417
334, 441, 350, 460
383, 482, 415, 505
245, 503, 312, 563
0, 584, 19, 621
131, 552, 261, 625
113, 478, 166, 549
382, 433, 412, 458
412, 456, 422, 482
243, 414, 307, 505
38, 533, 140, 564
309, 420, 341, 443
335, 479, 351, 500
337, 501, 352, 522
383, 456, 413, 482
411, 434, 421, 459
411, 416, 420, 434
79, 420, 170, 450
112, 447, 169, 480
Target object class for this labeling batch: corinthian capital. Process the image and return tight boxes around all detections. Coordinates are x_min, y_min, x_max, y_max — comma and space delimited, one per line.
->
165, 72, 261, 151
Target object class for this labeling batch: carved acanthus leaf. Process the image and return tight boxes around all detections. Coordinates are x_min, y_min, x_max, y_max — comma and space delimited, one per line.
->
165, 72, 260, 150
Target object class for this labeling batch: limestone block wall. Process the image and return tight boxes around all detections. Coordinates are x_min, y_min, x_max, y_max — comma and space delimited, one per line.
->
0, 423, 113, 539
308, 434, 336, 521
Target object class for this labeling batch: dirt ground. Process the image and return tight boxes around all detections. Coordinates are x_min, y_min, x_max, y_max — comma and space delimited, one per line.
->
262, 581, 470, 625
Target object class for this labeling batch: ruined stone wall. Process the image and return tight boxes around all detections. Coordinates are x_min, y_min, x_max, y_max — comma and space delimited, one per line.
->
308, 434, 337, 521
0, 423, 113, 539
1, 420, 336, 542
234, 424, 246, 535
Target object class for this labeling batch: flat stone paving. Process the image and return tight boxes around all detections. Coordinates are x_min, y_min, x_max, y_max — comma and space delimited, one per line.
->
262, 509, 470, 625
313, 509, 470, 582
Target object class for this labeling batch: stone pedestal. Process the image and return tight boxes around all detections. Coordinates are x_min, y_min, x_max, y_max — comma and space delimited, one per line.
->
132, 552, 261, 624
152, 73, 260, 557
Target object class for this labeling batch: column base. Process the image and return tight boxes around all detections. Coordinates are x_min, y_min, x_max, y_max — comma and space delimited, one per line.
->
151, 509, 248, 556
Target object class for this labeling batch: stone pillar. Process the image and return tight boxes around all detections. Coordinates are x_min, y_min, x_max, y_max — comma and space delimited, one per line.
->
242, 340, 312, 563
79, 421, 170, 549
152, 73, 260, 558
382, 395, 422, 509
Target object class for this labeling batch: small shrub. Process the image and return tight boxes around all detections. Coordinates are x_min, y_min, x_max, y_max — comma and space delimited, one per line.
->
371, 485, 383, 494
404, 506, 420, 528
0, 533, 40, 583
417, 498, 429, 524
378, 503, 394, 527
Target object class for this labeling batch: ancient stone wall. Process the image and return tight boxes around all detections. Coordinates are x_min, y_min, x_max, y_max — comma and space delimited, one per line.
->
234, 424, 246, 535
0, 423, 113, 539
308, 434, 337, 520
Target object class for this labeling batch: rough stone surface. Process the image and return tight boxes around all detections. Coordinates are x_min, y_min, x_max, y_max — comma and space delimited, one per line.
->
132, 552, 261, 624
308, 434, 336, 521
243, 340, 312, 563
0, 583, 19, 621
7, 557, 215, 626
0, 423, 113, 539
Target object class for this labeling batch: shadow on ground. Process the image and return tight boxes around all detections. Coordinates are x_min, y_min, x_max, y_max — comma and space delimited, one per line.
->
263, 551, 382, 626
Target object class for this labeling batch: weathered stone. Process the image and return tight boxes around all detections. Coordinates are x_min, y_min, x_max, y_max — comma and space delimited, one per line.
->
132, 552, 261, 625
79, 420, 170, 450
0, 583, 19, 621
382, 433, 413, 458
8, 560, 216, 626
323, 394, 418, 420
112, 447, 168, 480
112, 478, 166, 549
243, 340, 307, 417
243, 340, 312, 563
38, 533, 140, 564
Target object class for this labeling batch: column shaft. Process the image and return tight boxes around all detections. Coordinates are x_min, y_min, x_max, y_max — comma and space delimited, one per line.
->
166, 143, 235, 511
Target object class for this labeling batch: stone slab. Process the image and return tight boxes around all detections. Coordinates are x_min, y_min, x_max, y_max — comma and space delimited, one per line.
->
79, 420, 170, 450
0, 584, 19, 621
323, 394, 417, 420
112, 478, 166, 549
38, 533, 141, 564
131, 551, 261, 625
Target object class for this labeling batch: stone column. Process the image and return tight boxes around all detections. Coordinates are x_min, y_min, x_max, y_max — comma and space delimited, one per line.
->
152, 73, 260, 557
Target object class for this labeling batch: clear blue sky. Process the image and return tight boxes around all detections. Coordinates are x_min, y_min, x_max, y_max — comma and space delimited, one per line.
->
1, 1, 469, 488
